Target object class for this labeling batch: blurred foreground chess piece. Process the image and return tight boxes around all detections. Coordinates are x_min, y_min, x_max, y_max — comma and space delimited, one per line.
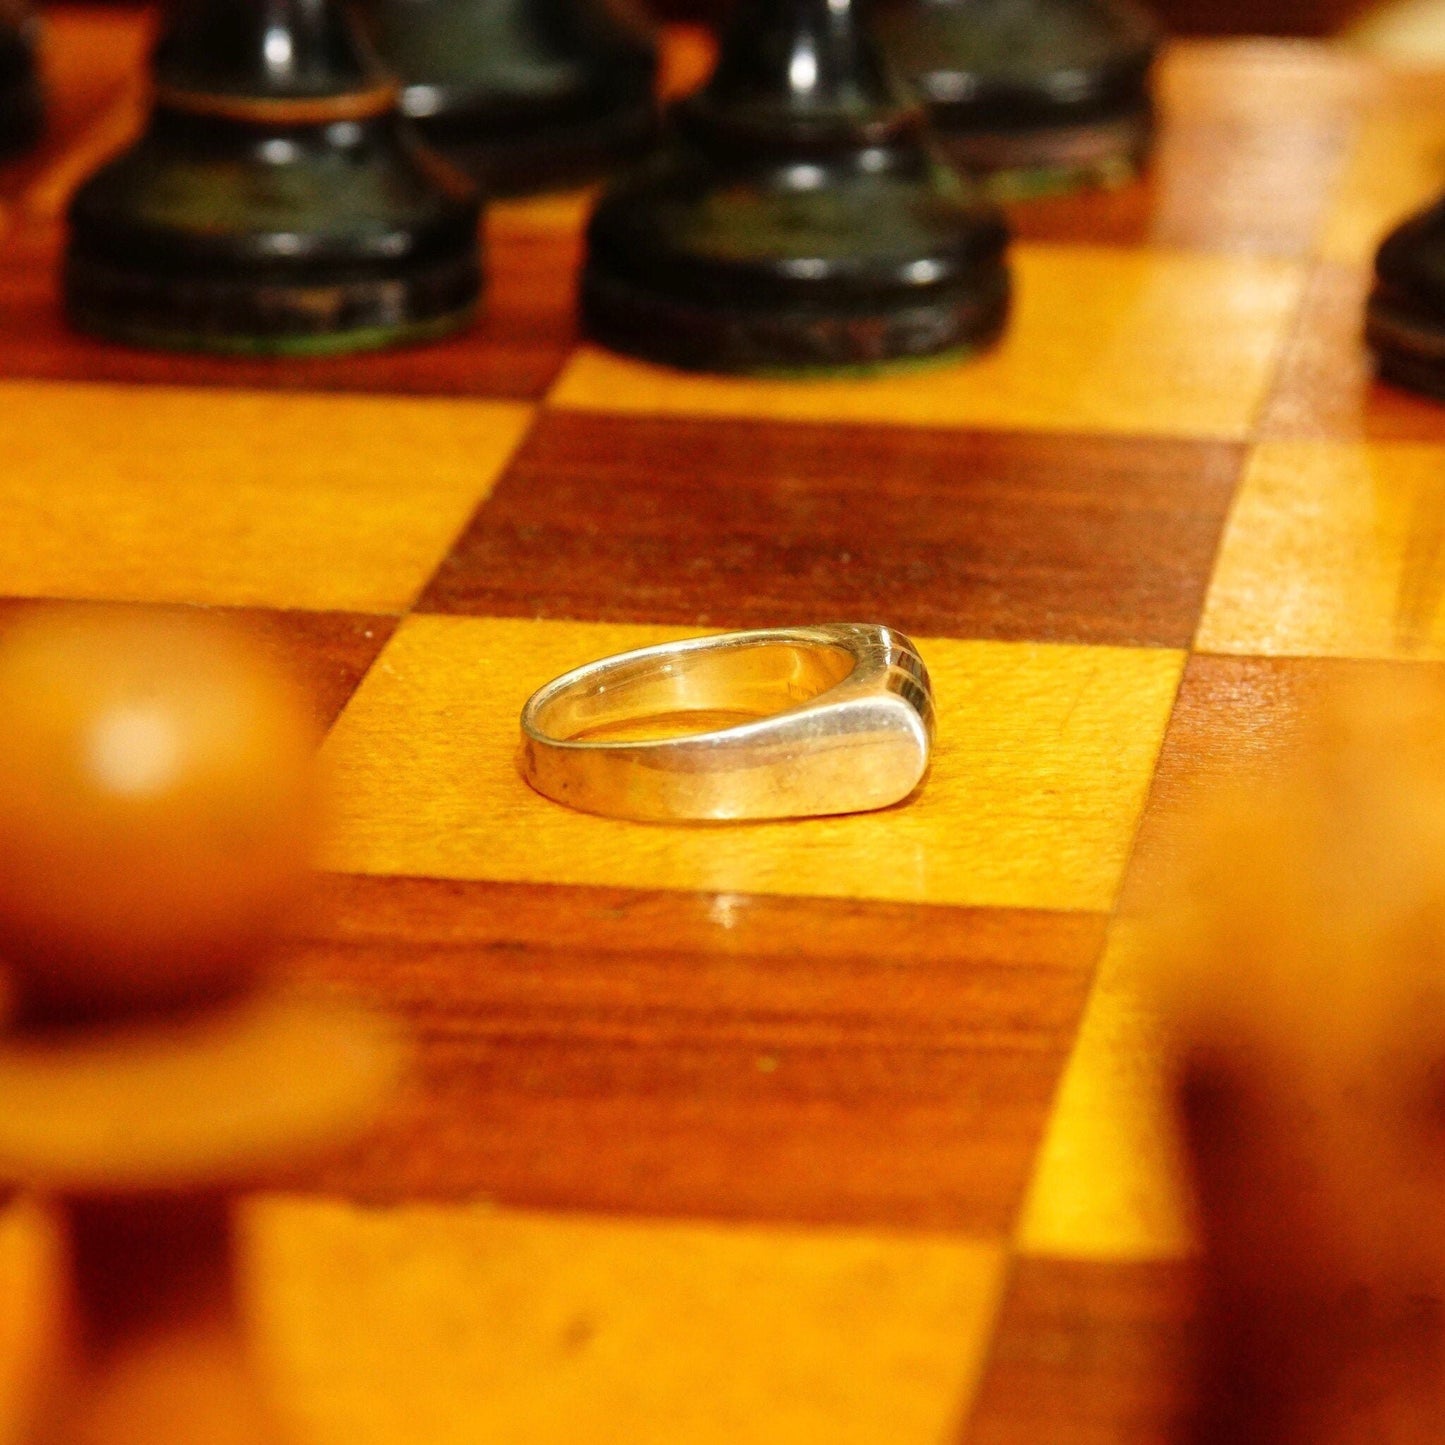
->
1368, 200, 1445, 400
0, 607, 402, 1445
64, 0, 481, 356
1150, 673, 1445, 1445
873, 0, 1158, 195
581, 0, 1011, 372
0, 1, 42, 157
357, 0, 657, 194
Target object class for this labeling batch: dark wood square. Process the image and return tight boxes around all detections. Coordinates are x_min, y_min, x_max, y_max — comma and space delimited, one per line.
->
419, 411, 1243, 647
0, 217, 578, 401
288, 876, 1104, 1232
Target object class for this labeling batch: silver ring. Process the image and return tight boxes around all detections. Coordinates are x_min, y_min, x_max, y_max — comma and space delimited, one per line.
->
519, 623, 934, 821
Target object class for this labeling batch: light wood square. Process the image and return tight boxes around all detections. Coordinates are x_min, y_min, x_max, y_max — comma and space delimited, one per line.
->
1319, 76, 1445, 266
1198, 440, 1445, 658
1016, 920, 1195, 1261
248, 1198, 1005, 1445
0, 381, 532, 613
320, 615, 1184, 912
550, 246, 1305, 441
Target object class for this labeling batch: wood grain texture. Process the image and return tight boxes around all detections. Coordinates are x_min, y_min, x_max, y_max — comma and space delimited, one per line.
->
1198, 439, 1445, 658
1125, 652, 1445, 882
1012, 657, 1445, 1261
0, 1194, 1006, 1445
0, 379, 532, 612
320, 615, 1185, 911
420, 412, 1244, 648
551, 246, 1306, 441
1319, 67, 1445, 267
278, 875, 1104, 1226
1006, 43, 1366, 257
961, 1257, 1196, 1445
247, 1198, 1005, 1445
0, 219, 579, 400
1259, 262, 1445, 443
0, 23, 1437, 1445
1016, 919, 1194, 1261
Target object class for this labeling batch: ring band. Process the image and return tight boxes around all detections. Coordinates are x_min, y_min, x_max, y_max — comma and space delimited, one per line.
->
519, 624, 934, 821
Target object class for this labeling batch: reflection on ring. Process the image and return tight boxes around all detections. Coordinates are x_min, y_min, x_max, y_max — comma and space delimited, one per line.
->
518, 623, 934, 822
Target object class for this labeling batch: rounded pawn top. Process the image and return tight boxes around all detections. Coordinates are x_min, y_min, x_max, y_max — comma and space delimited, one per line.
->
0, 607, 319, 1024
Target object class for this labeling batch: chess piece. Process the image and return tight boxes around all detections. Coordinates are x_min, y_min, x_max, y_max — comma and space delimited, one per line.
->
357, 0, 657, 194
1151, 674, 1445, 1445
0, 607, 402, 1445
64, 0, 482, 356
0, 1, 42, 157
1367, 197, 1445, 401
581, 0, 1011, 372
872, 0, 1157, 195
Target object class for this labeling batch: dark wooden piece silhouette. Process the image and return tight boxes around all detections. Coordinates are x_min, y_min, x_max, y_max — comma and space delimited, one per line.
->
358, 0, 657, 194
581, 0, 1011, 372
64, 0, 482, 355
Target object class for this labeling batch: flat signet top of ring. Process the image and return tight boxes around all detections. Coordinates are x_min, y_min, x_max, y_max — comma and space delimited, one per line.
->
535, 638, 861, 747
518, 626, 935, 824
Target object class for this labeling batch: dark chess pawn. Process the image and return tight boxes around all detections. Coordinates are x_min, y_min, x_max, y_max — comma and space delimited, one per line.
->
64, 0, 482, 356
0, 606, 402, 1445
1151, 675, 1445, 1445
872, 0, 1157, 195
0, 0, 42, 157
1367, 196, 1445, 401
581, 0, 1011, 372
357, 0, 657, 195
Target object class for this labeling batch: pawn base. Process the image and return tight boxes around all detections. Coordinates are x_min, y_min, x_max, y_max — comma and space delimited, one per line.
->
874, 0, 1157, 199
1366, 286, 1445, 402
64, 251, 479, 357
939, 105, 1153, 197
583, 262, 1010, 373
412, 92, 656, 196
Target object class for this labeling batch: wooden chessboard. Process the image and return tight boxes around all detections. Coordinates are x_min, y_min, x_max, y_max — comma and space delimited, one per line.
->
3, 8, 1445, 1442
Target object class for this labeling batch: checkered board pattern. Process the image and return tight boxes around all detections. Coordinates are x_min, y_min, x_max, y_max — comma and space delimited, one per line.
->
0, 8, 1443, 1441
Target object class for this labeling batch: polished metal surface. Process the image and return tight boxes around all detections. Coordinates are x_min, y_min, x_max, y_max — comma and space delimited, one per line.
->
519, 623, 934, 821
